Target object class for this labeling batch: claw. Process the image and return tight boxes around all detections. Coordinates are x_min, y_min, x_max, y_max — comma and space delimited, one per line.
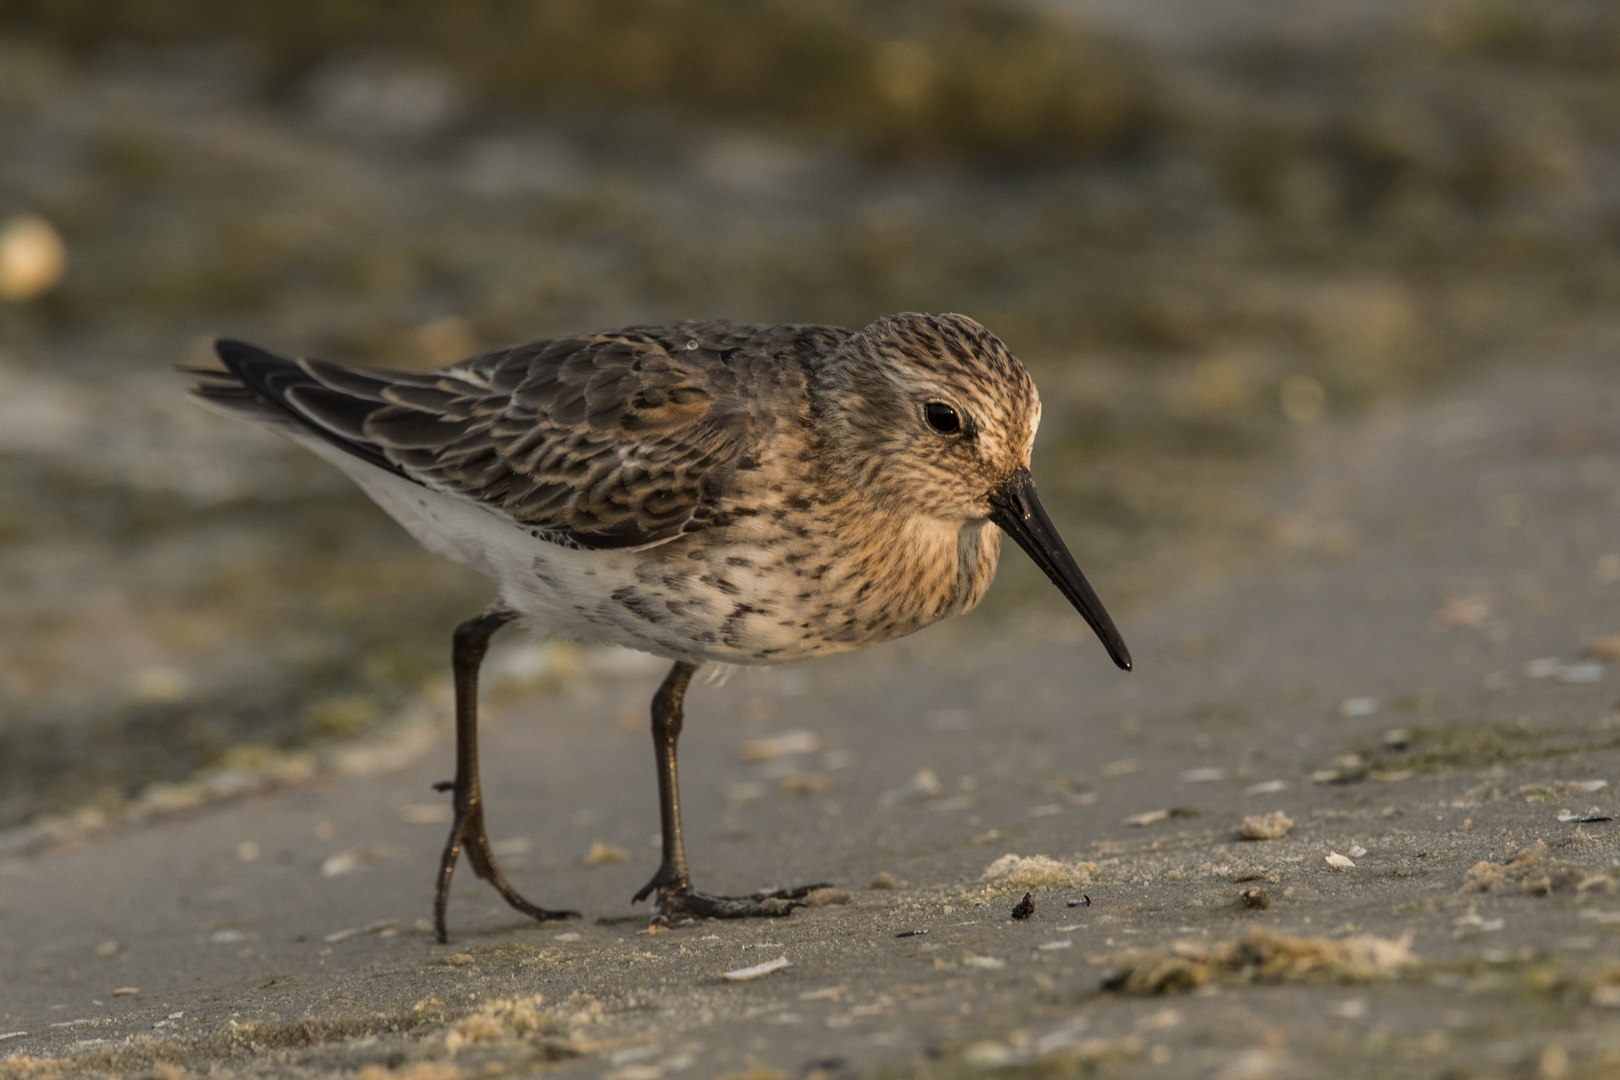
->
632, 871, 669, 906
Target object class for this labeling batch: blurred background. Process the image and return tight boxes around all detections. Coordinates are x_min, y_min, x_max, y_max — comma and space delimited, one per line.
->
0, 0, 1616, 835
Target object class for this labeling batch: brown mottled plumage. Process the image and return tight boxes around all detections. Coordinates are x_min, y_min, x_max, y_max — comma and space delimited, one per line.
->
191, 312, 1129, 938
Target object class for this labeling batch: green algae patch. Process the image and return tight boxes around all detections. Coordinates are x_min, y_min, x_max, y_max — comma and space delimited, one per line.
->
1364, 722, 1620, 775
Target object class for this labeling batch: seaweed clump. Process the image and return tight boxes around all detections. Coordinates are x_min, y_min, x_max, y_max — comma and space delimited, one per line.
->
1103, 927, 1415, 995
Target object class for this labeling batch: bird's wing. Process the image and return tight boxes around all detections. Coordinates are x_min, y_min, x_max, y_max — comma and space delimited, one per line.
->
194, 323, 849, 550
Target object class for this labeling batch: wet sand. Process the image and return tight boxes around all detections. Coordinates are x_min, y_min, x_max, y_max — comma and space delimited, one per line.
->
3, 352, 1620, 1077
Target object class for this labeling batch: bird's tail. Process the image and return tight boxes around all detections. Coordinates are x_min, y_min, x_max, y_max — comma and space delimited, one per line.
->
186, 338, 403, 475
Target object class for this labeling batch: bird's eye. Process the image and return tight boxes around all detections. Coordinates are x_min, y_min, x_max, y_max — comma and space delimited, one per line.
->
924, 402, 962, 434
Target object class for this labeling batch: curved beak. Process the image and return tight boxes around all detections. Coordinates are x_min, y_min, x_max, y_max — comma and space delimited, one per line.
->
988, 467, 1132, 671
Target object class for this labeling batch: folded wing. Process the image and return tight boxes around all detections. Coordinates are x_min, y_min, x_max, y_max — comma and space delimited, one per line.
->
192, 325, 843, 550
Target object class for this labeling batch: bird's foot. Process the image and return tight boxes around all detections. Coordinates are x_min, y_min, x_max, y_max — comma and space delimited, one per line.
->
642, 881, 835, 923
436, 797, 579, 943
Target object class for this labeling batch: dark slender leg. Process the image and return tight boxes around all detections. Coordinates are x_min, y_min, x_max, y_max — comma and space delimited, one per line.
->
633, 661, 698, 899
632, 661, 832, 921
434, 605, 578, 943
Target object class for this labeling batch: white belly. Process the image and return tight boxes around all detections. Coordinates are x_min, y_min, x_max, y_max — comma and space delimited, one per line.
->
293, 435, 832, 664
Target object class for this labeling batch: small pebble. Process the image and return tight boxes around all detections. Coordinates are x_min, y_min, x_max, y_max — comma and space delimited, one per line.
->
1010, 892, 1036, 920
1240, 811, 1294, 841
320, 850, 360, 877
1179, 767, 1225, 783
584, 840, 630, 865
0, 214, 66, 301
1560, 662, 1605, 683
869, 871, 905, 890
1325, 852, 1355, 869
1241, 888, 1272, 910
722, 955, 790, 981
1245, 779, 1288, 795
805, 887, 852, 906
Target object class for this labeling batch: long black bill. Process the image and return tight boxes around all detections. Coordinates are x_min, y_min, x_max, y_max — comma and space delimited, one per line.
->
988, 467, 1132, 671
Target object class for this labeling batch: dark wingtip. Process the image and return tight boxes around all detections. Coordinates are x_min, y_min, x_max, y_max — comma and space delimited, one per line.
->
213, 337, 271, 371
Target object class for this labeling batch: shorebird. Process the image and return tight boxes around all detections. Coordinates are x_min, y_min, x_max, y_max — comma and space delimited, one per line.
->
191, 313, 1131, 942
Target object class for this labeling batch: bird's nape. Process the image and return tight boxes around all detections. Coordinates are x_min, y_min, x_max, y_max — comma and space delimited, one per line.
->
987, 467, 1132, 671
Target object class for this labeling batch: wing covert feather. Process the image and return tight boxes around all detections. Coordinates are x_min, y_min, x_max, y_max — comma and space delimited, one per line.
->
200, 323, 848, 549
347, 323, 845, 549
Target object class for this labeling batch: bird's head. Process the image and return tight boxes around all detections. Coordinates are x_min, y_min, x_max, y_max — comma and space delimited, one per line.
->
813, 312, 1131, 670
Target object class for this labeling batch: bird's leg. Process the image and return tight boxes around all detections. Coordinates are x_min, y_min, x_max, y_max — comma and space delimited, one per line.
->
434, 605, 578, 943
632, 661, 832, 921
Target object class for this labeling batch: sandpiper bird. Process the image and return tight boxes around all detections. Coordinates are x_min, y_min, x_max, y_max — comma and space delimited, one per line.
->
191, 312, 1131, 942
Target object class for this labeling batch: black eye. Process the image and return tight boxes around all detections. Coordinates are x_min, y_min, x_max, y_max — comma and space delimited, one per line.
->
924, 402, 961, 434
